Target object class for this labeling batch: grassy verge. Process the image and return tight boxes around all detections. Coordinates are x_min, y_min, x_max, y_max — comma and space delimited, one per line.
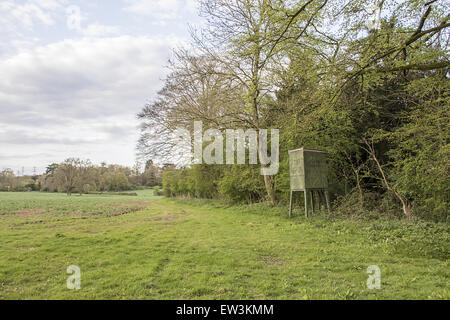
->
0, 191, 448, 299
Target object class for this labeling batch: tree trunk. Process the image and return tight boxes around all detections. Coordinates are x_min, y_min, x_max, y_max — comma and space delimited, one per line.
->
400, 195, 412, 220
263, 173, 276, 205
256, 126, 276, 205
355, 170, 364, 206
364, 138, 412, 220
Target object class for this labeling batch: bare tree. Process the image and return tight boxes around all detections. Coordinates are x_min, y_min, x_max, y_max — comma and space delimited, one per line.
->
138, 53, 244, 166
363, 138, 412, 219
139, 0, 329, 204
195, 0, 332, 204
57, 158, 78, 196
75, 159, 93, 195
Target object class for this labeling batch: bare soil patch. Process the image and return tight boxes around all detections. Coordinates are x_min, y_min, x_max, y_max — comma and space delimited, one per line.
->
15, 208, 46, 218
261, 257, 285, 265
111, 201, 152, 210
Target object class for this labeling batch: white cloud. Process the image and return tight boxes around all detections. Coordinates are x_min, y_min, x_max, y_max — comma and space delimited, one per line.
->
0, 35, 179, 115
81, 23, 121, 37
123, 0, 197, 21
124, 0, 178, 15
0, 0, 66, 56
0, 35, 185, 169
10, 38, 40, 51
0, 0, 64, 30
0, 0, 199, 170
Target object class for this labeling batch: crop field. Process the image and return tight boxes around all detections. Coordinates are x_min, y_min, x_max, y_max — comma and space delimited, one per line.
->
0, 190, 448, 299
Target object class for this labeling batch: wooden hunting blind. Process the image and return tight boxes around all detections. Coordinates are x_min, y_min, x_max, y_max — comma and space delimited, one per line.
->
289, 148, 330, 217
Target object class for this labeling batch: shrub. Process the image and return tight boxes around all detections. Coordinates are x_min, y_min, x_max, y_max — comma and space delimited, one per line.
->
153, 186, 163, 196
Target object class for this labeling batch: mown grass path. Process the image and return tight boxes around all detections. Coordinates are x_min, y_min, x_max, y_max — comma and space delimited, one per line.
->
0, 191, 448, 299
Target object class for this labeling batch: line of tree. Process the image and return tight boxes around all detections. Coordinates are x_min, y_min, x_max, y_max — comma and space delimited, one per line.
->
138, 0, 449, 220
0, 159, 164, 195
0, 168, 40, 192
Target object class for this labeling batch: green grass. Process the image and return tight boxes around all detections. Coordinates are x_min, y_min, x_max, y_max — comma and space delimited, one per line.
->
0, 190, 448, 299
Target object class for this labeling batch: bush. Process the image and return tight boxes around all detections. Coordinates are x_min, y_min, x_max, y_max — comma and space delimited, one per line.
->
218, 165, 265, 202
153, 186, 163, 196
162, 165, 220, 199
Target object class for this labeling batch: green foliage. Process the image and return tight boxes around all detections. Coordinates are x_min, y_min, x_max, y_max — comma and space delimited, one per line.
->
382, 77, 450, 219
162, 165, 221, 199
218, 165, 265, 202
153, 186, 163, 196
140, 0, 449, 220
107, 172, 130, 192
0, 169, 38, 192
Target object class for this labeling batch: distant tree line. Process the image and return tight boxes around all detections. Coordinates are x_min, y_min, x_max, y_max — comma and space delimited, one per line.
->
139, 0, 449, 220
0, 159, 164, 195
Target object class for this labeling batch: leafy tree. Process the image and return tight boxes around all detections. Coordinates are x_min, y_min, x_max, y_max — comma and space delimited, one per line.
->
55, 158, 78, 196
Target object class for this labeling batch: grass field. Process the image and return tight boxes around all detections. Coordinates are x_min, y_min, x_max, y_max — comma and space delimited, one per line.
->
0, 190, 448, 299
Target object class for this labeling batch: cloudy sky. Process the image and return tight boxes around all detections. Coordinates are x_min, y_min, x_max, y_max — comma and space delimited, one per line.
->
0, 0, 201, 174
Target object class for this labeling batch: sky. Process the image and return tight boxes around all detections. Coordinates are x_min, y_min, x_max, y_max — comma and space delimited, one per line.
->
0, 0, 202, 175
